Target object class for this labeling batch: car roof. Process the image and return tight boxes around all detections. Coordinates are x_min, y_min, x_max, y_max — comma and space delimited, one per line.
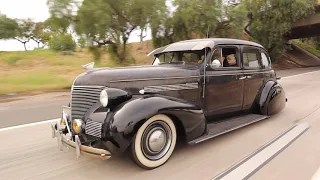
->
148, 38, 264, 56
182, 38, 264, 48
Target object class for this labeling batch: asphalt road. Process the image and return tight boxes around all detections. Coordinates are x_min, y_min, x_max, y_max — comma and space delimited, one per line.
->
1, 67, 320, 180
0, 93, 69, 128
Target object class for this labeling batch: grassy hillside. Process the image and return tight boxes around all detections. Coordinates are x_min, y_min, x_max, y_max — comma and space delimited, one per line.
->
0, 40, 153, 95
293, 40, 320, 57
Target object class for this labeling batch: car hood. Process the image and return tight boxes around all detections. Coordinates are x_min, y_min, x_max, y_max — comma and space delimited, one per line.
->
73, 65, 200, 92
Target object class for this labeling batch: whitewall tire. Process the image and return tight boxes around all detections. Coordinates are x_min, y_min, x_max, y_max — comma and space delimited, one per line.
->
132, 114, 177, 169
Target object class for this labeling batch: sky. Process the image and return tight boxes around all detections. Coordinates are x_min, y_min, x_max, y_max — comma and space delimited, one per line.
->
0, 0, 50, 51
0, 0, 152, 51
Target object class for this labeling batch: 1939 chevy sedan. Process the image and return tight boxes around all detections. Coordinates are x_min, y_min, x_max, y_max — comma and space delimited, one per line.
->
52, 38, 286, 169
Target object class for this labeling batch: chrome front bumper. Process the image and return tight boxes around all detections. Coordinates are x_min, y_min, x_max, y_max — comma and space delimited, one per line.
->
51, 106, 111, 160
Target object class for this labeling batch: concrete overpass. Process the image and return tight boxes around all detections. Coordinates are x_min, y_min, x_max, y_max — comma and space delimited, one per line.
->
288, 0, 320, 39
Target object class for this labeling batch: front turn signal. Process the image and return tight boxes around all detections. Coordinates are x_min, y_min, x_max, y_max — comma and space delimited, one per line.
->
73, 119, 84, 134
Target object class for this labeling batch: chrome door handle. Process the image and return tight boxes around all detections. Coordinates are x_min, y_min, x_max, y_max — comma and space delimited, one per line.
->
246, 76, 252, 79
239, 76, 246, 80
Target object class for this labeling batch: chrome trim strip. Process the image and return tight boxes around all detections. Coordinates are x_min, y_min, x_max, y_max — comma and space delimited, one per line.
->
72, 85, 106, 89
202, 74, 245, 77
144, 82, 198, 93
108, 76, 200, 83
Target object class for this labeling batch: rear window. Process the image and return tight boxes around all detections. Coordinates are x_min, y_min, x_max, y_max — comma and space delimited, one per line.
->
243, 47, 260, 68
261, 52, 271, 68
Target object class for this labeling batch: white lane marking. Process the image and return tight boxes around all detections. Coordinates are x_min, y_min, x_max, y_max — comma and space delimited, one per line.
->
0, 118, 59, 132
311, 166, 320, 180
213, 123, 310, 180
1, 69, 319, 132
281, 69, 320, 79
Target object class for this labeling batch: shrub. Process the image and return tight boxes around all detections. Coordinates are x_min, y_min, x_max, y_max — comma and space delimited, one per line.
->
48, 34, 76, 51
78, 37, 86, 48
3, 55, 22, 65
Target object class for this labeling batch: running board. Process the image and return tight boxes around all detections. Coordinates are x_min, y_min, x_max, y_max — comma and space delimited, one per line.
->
188, 114, 269, 145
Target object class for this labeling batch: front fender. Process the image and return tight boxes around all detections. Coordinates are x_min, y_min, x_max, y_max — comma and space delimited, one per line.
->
259, 81, 286, 115
107, 95, 206, 152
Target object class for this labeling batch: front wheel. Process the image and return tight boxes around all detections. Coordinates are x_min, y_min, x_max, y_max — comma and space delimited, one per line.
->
131, 114, 177, 169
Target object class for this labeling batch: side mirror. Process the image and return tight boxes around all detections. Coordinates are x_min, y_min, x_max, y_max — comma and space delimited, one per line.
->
210, 59, 222, 68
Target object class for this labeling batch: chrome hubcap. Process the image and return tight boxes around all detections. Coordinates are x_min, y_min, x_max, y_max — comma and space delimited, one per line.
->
141, 121, 172, 160
148, 129, 166, 152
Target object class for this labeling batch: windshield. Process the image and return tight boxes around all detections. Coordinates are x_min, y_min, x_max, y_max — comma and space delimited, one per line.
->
153, 49, 211, 66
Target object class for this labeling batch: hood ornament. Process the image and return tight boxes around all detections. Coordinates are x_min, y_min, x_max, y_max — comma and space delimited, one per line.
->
82, 62, 95, 70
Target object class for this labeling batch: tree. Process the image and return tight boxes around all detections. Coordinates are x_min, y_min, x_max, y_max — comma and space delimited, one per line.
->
15, 19, 35, 51
47, 0, 80, 33
31, 22, 51, 48
243, 0, 316, 61
74, 0, 166, 63
136, 27, 148, 50
0, 14, 19, 40
43, 16, 72, 34
47, 0, 166, 62
151, 0, 247, 48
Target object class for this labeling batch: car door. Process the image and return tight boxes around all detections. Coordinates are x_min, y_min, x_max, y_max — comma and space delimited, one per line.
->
204, 45, 245, 121
241, 46, 265, 111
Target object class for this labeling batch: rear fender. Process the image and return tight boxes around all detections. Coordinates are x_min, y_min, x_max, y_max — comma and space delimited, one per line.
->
258, 81, 286, 115
106, 95, 206, 152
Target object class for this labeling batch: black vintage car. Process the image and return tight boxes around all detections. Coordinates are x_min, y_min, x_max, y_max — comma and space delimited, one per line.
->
52, 38, 286, 169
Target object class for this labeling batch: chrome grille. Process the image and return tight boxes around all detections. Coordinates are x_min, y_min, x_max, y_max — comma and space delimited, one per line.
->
71, 86, 105, 120
85, 119, 102, 138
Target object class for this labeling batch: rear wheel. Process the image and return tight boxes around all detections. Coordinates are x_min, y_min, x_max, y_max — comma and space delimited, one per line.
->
131, 114, 177, 169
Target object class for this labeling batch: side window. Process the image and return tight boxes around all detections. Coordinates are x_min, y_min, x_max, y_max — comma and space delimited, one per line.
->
242, 47, 260, 68
261, 51, 271, 68
182, 53, 201, 64
156, 53, 173, 63
209, 46, 239, 68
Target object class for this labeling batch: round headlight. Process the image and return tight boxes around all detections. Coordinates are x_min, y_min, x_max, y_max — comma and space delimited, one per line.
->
73, 119, 84, 134
100, 89, 109, 107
